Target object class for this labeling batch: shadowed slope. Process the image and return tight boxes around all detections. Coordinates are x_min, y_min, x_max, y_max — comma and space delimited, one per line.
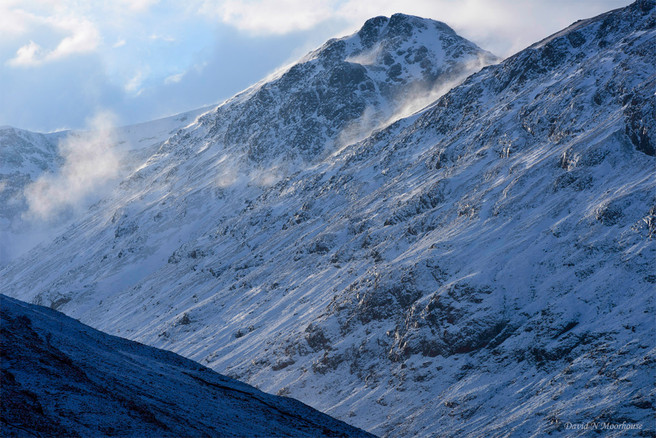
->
0, 294, 374, 438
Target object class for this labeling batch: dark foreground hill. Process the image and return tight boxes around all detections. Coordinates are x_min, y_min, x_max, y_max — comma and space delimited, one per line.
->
0, 294, 374, 437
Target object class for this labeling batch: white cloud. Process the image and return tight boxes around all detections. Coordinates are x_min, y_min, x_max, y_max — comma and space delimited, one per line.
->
125, 70, 148, 95
49, 17, 100, 57
149, 33, 176, 42
164, 72, 185, 84
24, 111, 122, 221
7, 41, 43, 67
0, 1, 32, 37
2, 0, 163, 68
204, 0, 337, 35
116, 0, 160, 12
7, 15, 100, 67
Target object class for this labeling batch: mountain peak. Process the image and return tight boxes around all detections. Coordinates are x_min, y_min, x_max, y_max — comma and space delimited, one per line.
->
193, 14, 497, 163
354, 13, 459, 52
357, 13, 455, 46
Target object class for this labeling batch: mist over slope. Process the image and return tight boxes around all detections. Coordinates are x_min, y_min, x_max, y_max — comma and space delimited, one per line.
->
0, 108, 210, 266
2, 3, 655, 437
0, 294, 373, 437
0, 127, 63, 264
0, 14, 493, 268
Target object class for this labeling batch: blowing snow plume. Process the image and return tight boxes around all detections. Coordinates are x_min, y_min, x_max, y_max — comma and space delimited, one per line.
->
24, 112, 121, 221
334, 53, 496, 154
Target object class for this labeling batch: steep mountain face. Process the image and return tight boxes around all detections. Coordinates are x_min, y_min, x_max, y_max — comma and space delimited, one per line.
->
0, 14, 495, 311
2, 3, 655, 437
0, 12, 493, 291
0, 294, 373, 437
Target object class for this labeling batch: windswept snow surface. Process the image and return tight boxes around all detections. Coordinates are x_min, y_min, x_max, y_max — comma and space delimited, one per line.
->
2, 4, 656, 437
0, 294, 374, 437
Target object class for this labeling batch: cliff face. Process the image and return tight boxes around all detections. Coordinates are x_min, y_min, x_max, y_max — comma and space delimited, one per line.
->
195, 13, 497, 163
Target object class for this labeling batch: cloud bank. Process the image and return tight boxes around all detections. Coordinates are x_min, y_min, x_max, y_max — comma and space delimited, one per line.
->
202, 0, 631, 56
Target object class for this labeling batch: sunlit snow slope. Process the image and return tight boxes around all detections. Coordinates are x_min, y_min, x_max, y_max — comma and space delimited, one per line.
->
2, 4, 655, 437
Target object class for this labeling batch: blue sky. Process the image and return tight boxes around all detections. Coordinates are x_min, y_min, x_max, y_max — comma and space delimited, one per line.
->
1, 0, 631, 132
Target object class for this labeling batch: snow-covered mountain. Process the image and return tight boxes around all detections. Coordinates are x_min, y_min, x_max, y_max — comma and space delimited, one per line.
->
193, 13, 496, 164
0, 127, 63, 264
0, 108, 211, 266
0, 294, 373, 437
2, 3, 655, 437
0, 14, 493, 269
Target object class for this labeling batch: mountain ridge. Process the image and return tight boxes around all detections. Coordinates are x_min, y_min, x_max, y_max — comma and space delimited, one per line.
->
190, 12, 497, 163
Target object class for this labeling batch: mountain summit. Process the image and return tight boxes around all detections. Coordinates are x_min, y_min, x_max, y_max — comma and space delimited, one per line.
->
186, 13, 497, 163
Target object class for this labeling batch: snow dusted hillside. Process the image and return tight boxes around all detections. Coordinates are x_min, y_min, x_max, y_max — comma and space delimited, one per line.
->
0, 127, 64, 264
0, 294, 373, 437
0, 13, 496, 312
0, 108, 210, 266
2, 3, 656, 437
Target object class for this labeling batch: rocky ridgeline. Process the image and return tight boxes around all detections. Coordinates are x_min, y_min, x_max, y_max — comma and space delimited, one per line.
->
191, 13, 497, 163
